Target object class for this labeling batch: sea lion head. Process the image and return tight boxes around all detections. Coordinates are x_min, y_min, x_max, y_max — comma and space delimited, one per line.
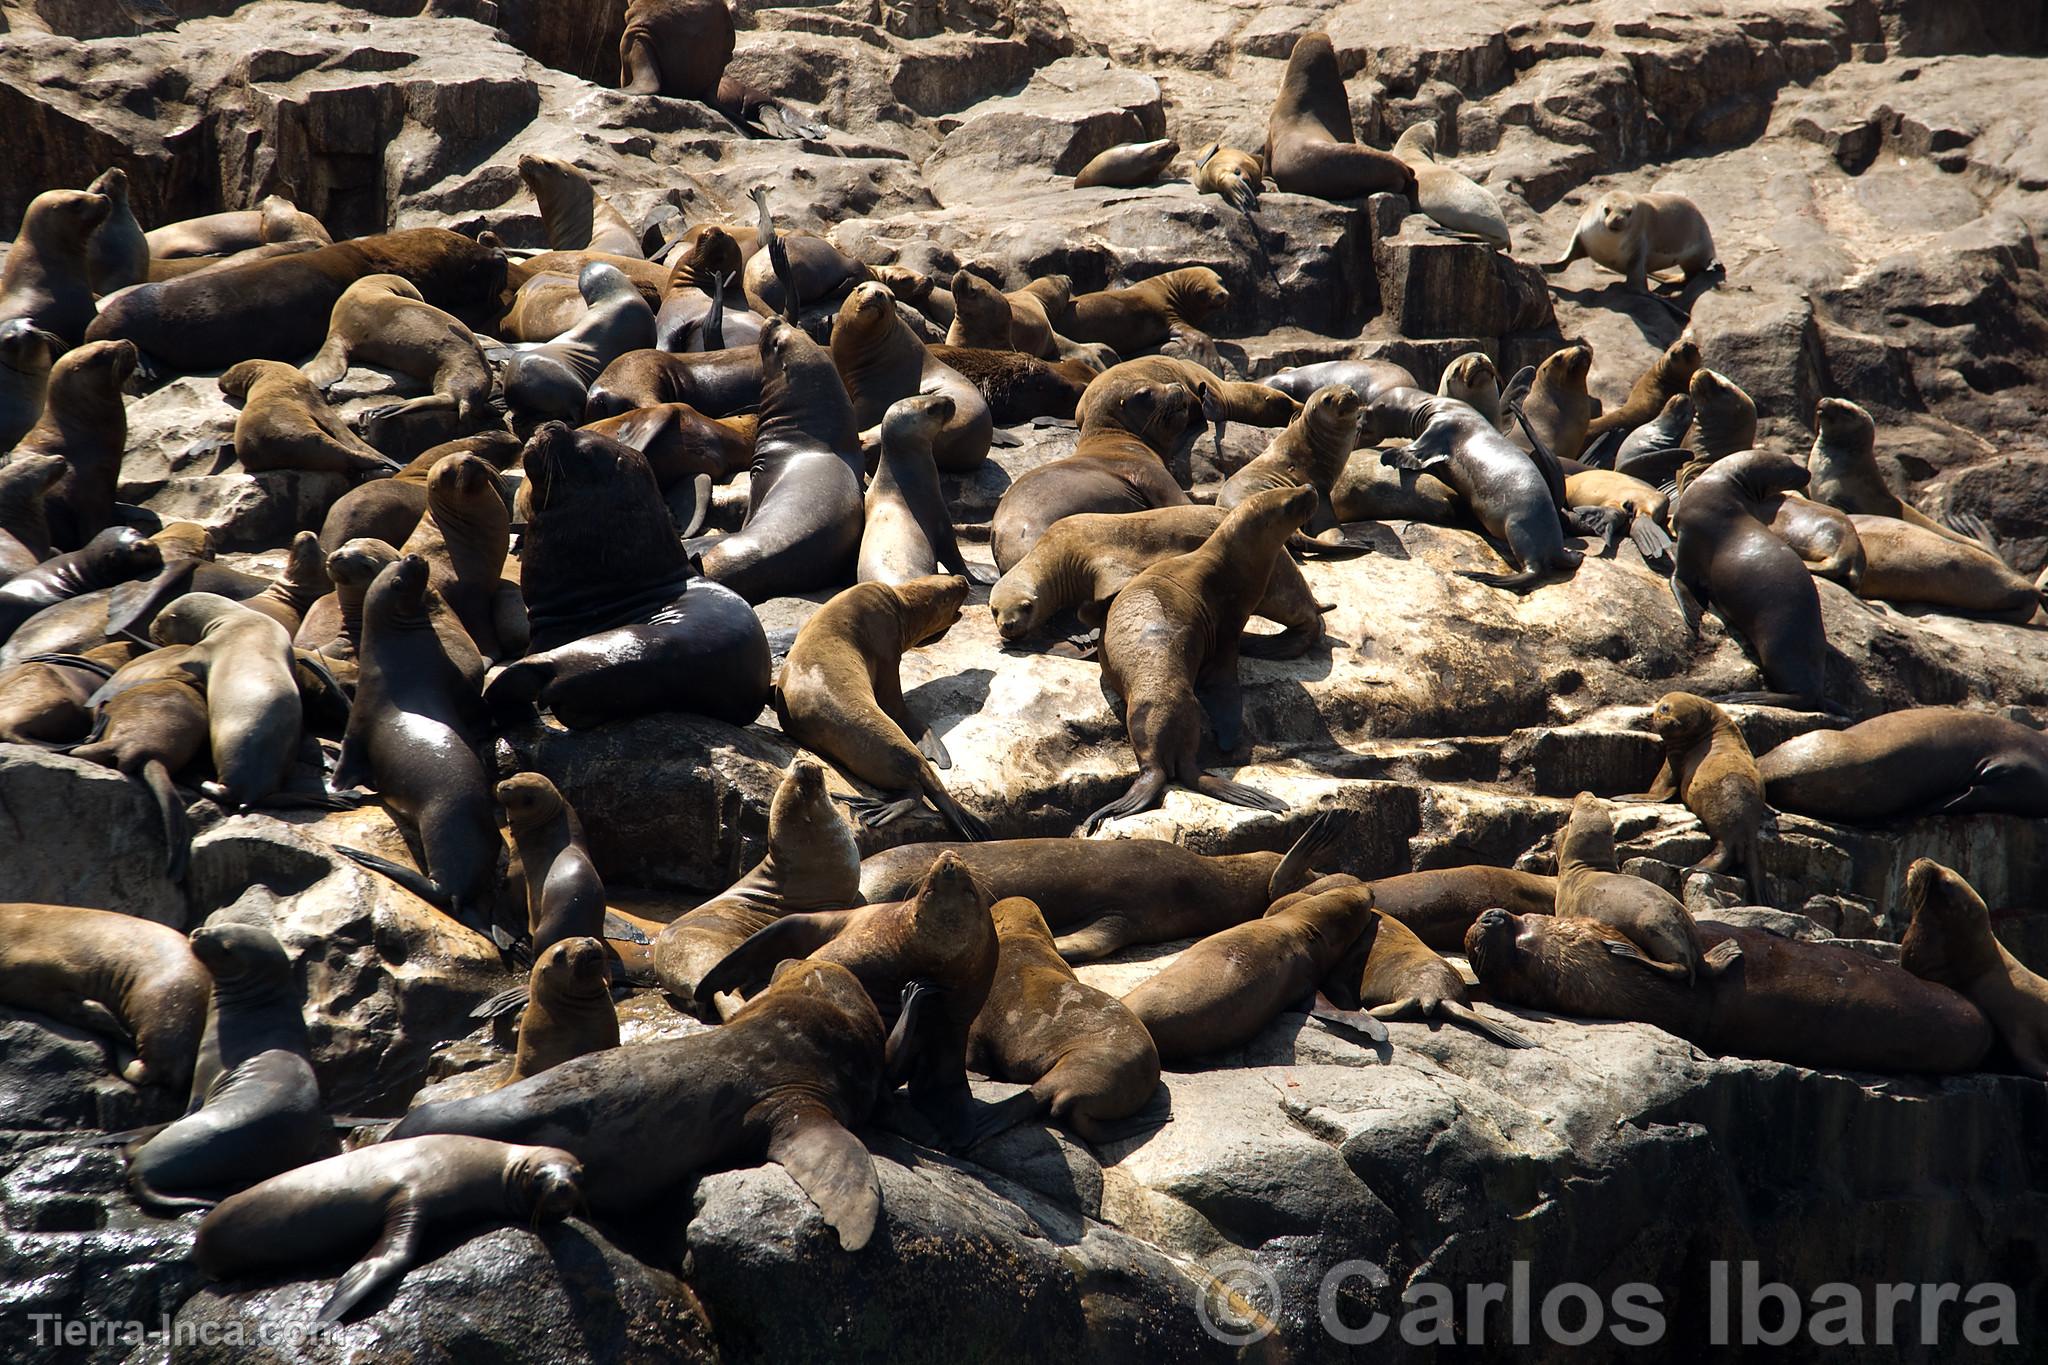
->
426, 451, 504, 523
1560, 791, 1618, 869
216, 359, 287, 405
1899, 858, 2000, 986
1812, 396, 1874, 451
1542, 342, 1592, 388
762, 755, 859, 901
1305, 382, 1361, 434
507, 1145, 585, 1224
1594, 191, 1638, 234
495, 771, 567, 831
1031, 274, 1074, 310
537, 935, 610, 998
516, 153, 584, 203
1442, 351, 1499, 392
361, 553, 433, 629
893, 572, 971, 649
871, 264, 932, 306
1718, 448, 1809, 500
1165, 267, 1231, 324
61, 339, 138, 395
189, 921, 295, 992
256, 194, 328, 245
1663, 333, 1702, 375
79, 524, 162, 581
1392, 119, 1439, 160
1465, 908, 1650, 1020
881, 391, 954, 449
989, 895, 1055, 942
910, 849, 992, 941
576, 262, 634, 306
0, 451, 66, 500
25, 188, 111, 243
837, 280, 896, 337
86, 167, 131, 205
279, 531, 329, 593
1688, 367, 1751, 415
686, 225, 742, 279
326, 537, 400, 591
1230, 483, 1319, 546
1643, 691, 1718, 749
0, 318, 60, 378
988, 569, 1040, 642
949, 269, 1011, 335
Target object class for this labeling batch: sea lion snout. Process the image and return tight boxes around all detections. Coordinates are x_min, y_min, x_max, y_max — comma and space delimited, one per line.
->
517, 1150, 585, 1221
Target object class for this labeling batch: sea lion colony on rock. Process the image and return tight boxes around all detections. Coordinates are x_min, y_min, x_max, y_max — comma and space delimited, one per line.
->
0, 11, 2045, 1330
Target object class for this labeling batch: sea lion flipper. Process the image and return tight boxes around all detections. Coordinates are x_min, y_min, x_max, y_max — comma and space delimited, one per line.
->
601, 910, 651, 945
1670, 574, 1705, 635
317, 1195, 423, 1325
139, 759, 191, 882
1190, 773, 1286, 814
914, 725, 952, 770
1628, 510, 1674, 567
470, 983, 531, 1020
1600, 938, 1690, 980
1580, 426, 1625, 469
1050, 917, 1126, 962
1442, 1000, 1539, 1049
1702, 939, 1744, 974
334, 845, 449, 909
699, 911, 853, 1003
1306, 994, 1391, 1045
1268, 809, 1344, 898
766, 1106, 881, 1252
883, 980, 937, 1087
106, 559, 200, 640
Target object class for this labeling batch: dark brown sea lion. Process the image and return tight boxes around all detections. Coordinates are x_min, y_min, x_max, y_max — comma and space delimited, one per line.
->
1265, 33, 1416, 202
1849, 514, 2040, 622
399, 452, 524, 660
214, 360, 400, 479
0, 317, 60, 454
585, 344, 763, 419
581, 402, 755, 486
928, 345, 1095, 425
516, 154, 642, 258
1543, 191, 1719, 294
14, 338, 134, 552
0, 525, 161, 646
1753, 489, 1862, 588
388, 957, 882, 1247
0, 639, 140, 744
194, 1137, 583, 1324
1899, 859, 2048, 1079
1465, 909, 1989, 1074
1585, 333, 1699, 444
1685, 367, 1755, 458
1613, 392, 1693, 480
1215, 382, 1359, 532
858, 394, 983, 587
144, 195, 330, 259
0, 188, 109, 348
84, 168, 149, 295
1074, 138, 1180, 189
1621, 692, 1769, 899
301, 274, 494, 428
295, 537, 401, 681
68, 642, 209, 878
1083, 485, 1316, 833
1758, 708, 2048, 821
619, 0, 734, 98
508, 937, 619, 1083
831, 280, 992, 472
1076, 354, 1298, 440
1062, 268, 1231, 359
1517, 342, 1593, 463
1556, 792, 1706, 982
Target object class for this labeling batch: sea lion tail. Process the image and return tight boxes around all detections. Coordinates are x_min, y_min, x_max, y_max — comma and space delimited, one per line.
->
1269, 808, 1345, 898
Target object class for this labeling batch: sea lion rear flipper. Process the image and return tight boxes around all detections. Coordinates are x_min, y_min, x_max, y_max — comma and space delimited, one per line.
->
1306, 993, 1391, 1045
334, 846, 448, 908
1500, 366, 1535, 412
766, 1106, 881, 1251
1379, 443, 1448, 474
1459, 567, 1547, 592
1441, 1000, 1538, 1049
1268, 808, 1344, 898
1670, 573, 1704, 635
107, 559, 200, 640
1579, 427, 1625, 469
602, 911, 651, 945
913, 725, 952, 770
989, 429, 1023, 449
1196, 382, 1227, 466
1191, 772, 1287, 815
1050, 916, 1127, 962
139, 759, 192, 882
1509, 402, 1569, 510
1943, 510, 2004, 561
471, 983, 531, 1020
317, 1195, 423, 1325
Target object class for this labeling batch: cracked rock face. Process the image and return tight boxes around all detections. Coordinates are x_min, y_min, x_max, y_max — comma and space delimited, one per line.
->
1, 1, 2046, 1362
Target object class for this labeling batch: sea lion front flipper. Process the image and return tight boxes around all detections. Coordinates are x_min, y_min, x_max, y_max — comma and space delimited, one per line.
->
1702, 939, 1744, 975
317, 1195, 423, 1325
884, 980, 937, 1087
1600, 938, 1691, 980
139, 758, 192, 882
699, 910, 857, 1003
601, 910, 650, 945
1670, 573, 1705, 635
1441, 1000, 1538, 1049
1579, 427, 1625, 469
1268, 808, 1343, 898
334, 846, 449, 909
107, 559, 200, 641
1944, 510, 2004, 561
1500, 365, 1535, 412
1306, 994, 1391, 1045
1628, 510, 1674, 567
765, 1104, 882, 1251
913, 724, 952, 770
1190, 772, 1287, 814
1050, 916, 1128, 962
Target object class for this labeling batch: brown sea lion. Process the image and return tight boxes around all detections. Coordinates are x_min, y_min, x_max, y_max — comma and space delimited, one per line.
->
1267, 360, 1419, 437
1301, 885, 1534, 1048
150, 593, 307, 809
398, 453, 523, 660
1752, 489, 1862, 588
858, 394, 983, 587
215, 360, 400, 479
654, 225, 758, 353
1758, 708, 2048, 822
494, 773, 610, 959
1215, 383, 1359, 532
944, 271, 1014, 349
1192, 141, 1265, 213
316, 431, 520, 556
194, 1137, 583, 1324
295, 537, 401, 680
1076, 353, 1298, 438
517, 154, 642, 258
1850, 514, 2040, 622
1434, 351, 1502, 427
0, 902, 208, 1092
1585, 333, 1699, 443
70, 643, 213, 879
585, 344, 762, 419
1518, 343, 1593, 463
993, 378, 1198, 563
498, 270, 583, 344
301, 274, 494, 428
927, 346, 1095, 425
1, 189, 109, 348
388, 958, 880, 1246
0, 317, 60, 455
1613, 392, 1694, 480
508, 937, 619, 1084
582, 402, 755, 487
1083, 485, 1315, 833
1564, 466, 1668, 528
1621, 692, 1769, 900
1806, 397, 1985, 552
1466, 909, 1989, 1074
237, 531, 333, 636
145, 195, 331, 260
84, 168, 149, 296
775, 575, 989, 839
1074, 138, 1180, 189
1349, 866, 1557, 952
1686, 368, 1755, 458
1265, 32, 1415, 201
1392, 121, 1509, 248
0, 640, 140, 744
742, 189, 874, 319
1062, 268, 1231, 359
495, 263, 658, 427
831, 280, 992, 472
14, 338, 134, 551
1556, 792, 1706, 982
619, 0, 734, 99
1543, 191, 1719, 293
1121, 881, 1385, 1061
1899, 859, 2048, 1079
0, 450, 61, 577
967, 896, 1162, 1139
1005, 275, 1070, 360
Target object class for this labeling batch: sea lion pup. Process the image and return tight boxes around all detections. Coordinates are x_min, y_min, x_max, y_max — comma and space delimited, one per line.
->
399, 452, 524, 660
213, 360, 400, 479
68, 643, 210, 878
195, 1137, 584, 1325
494, 773, 609, 956
1074, 138, 1181, 189
297, 538, 409, 683
1758, 708, 2048, 822
1517, 342, 1594, 463
1121, 882, 1387, 1061
495, 263, 658, 427
1392, 120, 1509, 249
14, 338, 134, 551
1555, 793, 1706, 983
1, 188, 109, 349
654, 225, 757, 353
967, 896, 1161, 1139
316, 430, 521, 555
1850, 513, 2041, 622
1756, 489, 1863, 589
390, 957, 882, 1247
84, 168, 149, 295
1685, 367, 1755, 458
0, 449, 60, 575
1584, 333, 1699, 449
1062, 268, 1232, 360
944, 271, 1016, 349
150, 593, 307, 809
1083, 485, 1316, 834
145, 195, 331, 260
619, 0, 734, 98
1216, 383, 1360, 532
858, 394, 984, 587
0, 317, 61, 453
927, 345, 1096, 425
1620, 692, 1769, 899
126, 923, 338, 1210
1436, 351, 1502, 427
1670, 449, 1831, 710
776, 574, 991, 839
989, 504, 1328, 660
858, 809, 1341, 960
688, 320, 865, 600
301, 274, 493, 427
1077, 354, 1299, 437
1543, 189, 1719, 295
584, 343, 763, 419
1192, 141, 1266, 214
1374, 388, 1583, 591
831, 281, 993, 473
516, 153, 643, 258
1900, 859, 2048, 1079
0, 640, 140, 744
1265, 32, 1416, 201
0, 526, 162, 645
1465, 909, 1991, 1074
1806, 397, 1985, 552
1614, 392, 1694, 479
331, 556, 500, 938
87, 228, 507, 378
508, 937, 619, 1084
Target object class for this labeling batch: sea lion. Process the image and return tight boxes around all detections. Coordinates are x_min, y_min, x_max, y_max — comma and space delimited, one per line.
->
1006, 275, 1072, 360
0, 640, 139, 744
194, 1137, 584, 1325
1621, 692, 1769, 898
1613, 393, 1693, 479
1585, 333, 1699, 445
214, 360, 400, 478
1, 188, 109, 348
654, 225, 757, 353
508, 937, 619, 1083
0, 449, 60, 576
1391, 121, 1509, 249
1192, 142, 1265, 213
1074, 138, 1181, 189
1062, 268, 1231, 359
1121, 881, 1384, 1061
1268, 358, 1420, 442
1543, 190, 1718, 294
488, 422, 769, 727
1899, 859, 2048, 1079
942, 270, 1014, 349
742, 189, 874, 319
0, 317, 60, 454
1301, 885, 1534, 1047
967, 896, 1162, 1138
858, 394, 983, 586
1805, 397, 1985, 552
84, 168, 149, 295
399, 453, 523, 660
1564, 467, 1668, 529
498, 270, 584, 344
497, 263, 658, 426
775, 574, 989, 838
1686, 367, 1755, 458
296, 537, 401, 681
688, 320, 865, 600
1265, 32, 1416, 202
232, 530, 332, 636
1670, 449, 1830, 710
1758, 708, 2048, 821
1555, 792, 1706, 982
928, 345, 1095, 425
581, 402, 755, 487
652, 757, 860, 1017
516, 154, 642, 258
989, 503, 1327, 660
619, 0, 734, 99
87, 228, 507, 379
1436, 351, 1502, 427
1356, 866, 1559, 951
495, 772, 609, 956
1465, 909, 1990, 1074
858, 809, 1340, 960
1758, 490, 1863, 588
301, 274, 493, 428
1215, 383, 1359, 532
13, 339, 134, 551
1850, 514, 2040, 622
1083, 484, 1315, 833
0, 526, 161, 645
585, 344, 763, 419
389, 957, 882, 1247
126, 923, 338, 1209
1076, 354, 1298, 439
149, 592, 307, 808
68, 643, 209, 877
831, 281, 992, 472
316, 431, 521, 556
1518, 342, 1593, 463
0, 902, 208, 1092
331, 556, 500, 937
145, 195, 331, 259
